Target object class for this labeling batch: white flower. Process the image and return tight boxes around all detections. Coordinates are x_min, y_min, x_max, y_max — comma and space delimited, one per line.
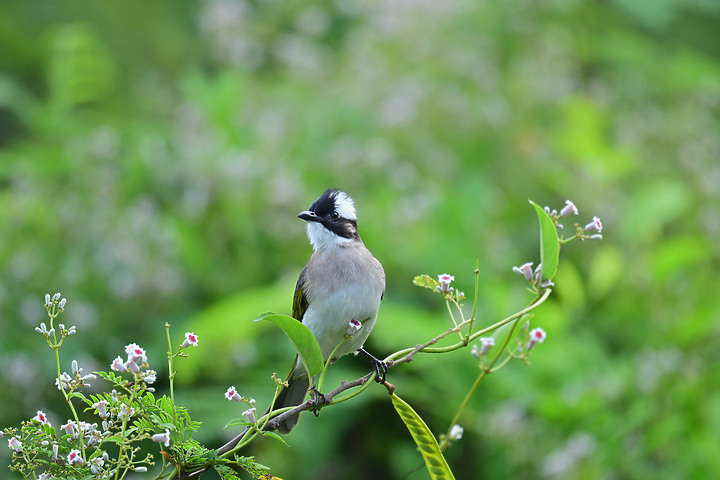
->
182, 332, 199, 348
32, 411, 50, 426
67, 449, 83, 465
584, 216, 602, 233
527, 327, 547, 352
513, 262, 534, 280
243, 407, 257, 424
559, 200, 579, 217
225, 386, 242, 402
437, 273, 455, 293
8, 436, 22, 451
111, 356, 128, 372
152, 428, 171, 447
347, 319, 362, 335
449, 424, 464, 440
479, 337, 495, 355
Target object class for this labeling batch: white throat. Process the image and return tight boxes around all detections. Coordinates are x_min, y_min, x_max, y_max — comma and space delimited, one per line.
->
306, 222, 353, 251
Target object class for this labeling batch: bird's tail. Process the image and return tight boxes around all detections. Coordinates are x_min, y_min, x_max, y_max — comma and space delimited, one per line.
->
271, 356, 310, 434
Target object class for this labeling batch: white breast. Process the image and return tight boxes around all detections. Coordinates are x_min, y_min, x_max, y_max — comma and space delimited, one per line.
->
301, 243, 385, 362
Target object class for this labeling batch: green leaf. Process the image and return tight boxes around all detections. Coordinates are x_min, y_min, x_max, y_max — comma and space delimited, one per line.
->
413, 274, 439, 290
214, 464, 242, 480
224, 418, 254, 428
530, 201, 560, 280
255, 312, 324, 377
262, 430, 290, 447
390, 392, 455, 480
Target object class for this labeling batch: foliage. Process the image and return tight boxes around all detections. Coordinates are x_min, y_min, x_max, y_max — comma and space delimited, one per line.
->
4, 200, 599, 479
2, 0, 720, 478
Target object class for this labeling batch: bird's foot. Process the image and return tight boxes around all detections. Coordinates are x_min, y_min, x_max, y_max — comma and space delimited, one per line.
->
359, 348, 388, 383
310, 386, 326, 417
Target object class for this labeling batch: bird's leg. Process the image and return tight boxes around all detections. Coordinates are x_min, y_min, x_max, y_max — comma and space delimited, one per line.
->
359, 347, 388, 383
309, 377, 326, 417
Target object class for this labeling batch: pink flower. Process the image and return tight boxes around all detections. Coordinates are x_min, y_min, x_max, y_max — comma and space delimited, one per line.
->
225, 386, 242, 402
111, 356, 127, 372
347, 319, 362, 335
584, 216, 602, 233
8, 436, 22, 451
67, 449, 83, 465
152, 429, 171, 446
559, 200, 579, 217
32, 411, 49, 425
513, 262, 534, 280
61, 420, 77, 437
437, 273, 455, 293
527, 327, 547, 352
125, 343, 147, 364
182, 332, 199, 348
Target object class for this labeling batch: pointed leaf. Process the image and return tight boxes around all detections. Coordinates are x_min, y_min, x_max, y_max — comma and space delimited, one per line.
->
262, 431, 290, 447
390, 392, 455, 480
255, 312, 324, 377
530, 201, 560, 280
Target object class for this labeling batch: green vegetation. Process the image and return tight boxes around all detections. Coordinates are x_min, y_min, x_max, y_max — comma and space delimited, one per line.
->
2, 0, 719, 478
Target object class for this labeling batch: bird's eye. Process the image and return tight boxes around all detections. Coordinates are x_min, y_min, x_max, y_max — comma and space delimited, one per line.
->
329, 211, 340, 221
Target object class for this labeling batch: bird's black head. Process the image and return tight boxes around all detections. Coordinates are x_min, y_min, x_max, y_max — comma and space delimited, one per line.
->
299, 189, 359, 244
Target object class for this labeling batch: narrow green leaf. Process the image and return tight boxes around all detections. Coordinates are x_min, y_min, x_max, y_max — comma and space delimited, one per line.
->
530, 201, 560, 280
262, 430, 290, 447
255, 312, 324, 377
413, 274, 439, 290
390, 392, 455, 480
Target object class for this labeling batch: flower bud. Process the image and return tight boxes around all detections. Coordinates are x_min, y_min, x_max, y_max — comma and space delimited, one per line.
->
513, 262, 534, 281
559, 200, 578, 217
449, 424, 464, 440
152, 429, 171, 446
584, 216, 602, 232
479, 337, 495, 355
243, 407, 257, 424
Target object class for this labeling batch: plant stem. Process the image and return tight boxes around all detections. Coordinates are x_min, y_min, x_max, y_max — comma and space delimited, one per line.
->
165, 323, 178, 427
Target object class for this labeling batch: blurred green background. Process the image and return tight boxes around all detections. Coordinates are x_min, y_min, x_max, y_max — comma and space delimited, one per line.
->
1, 0, 719, 478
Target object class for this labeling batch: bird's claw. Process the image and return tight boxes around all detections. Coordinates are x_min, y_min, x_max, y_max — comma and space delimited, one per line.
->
310, 386, 326, 417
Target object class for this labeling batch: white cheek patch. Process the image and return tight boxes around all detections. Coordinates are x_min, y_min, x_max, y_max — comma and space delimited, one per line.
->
334, 191, 356, 221
307, 222, 352, 250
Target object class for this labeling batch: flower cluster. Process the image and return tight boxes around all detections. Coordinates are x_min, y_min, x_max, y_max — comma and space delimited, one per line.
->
110, 343, 154, 386
514, 199, 604, 291
224, 386, 258, 424
36, 292, 76, 348
56, 359, 97, 391
512, 261, 554, 290
5, 293, 207, 480
544, 199, 603, 241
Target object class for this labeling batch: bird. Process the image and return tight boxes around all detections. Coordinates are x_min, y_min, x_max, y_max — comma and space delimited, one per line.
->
273, 188, 386, 434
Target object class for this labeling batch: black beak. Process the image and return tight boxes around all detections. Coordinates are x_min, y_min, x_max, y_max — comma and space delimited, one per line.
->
298, 210, 320, 223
